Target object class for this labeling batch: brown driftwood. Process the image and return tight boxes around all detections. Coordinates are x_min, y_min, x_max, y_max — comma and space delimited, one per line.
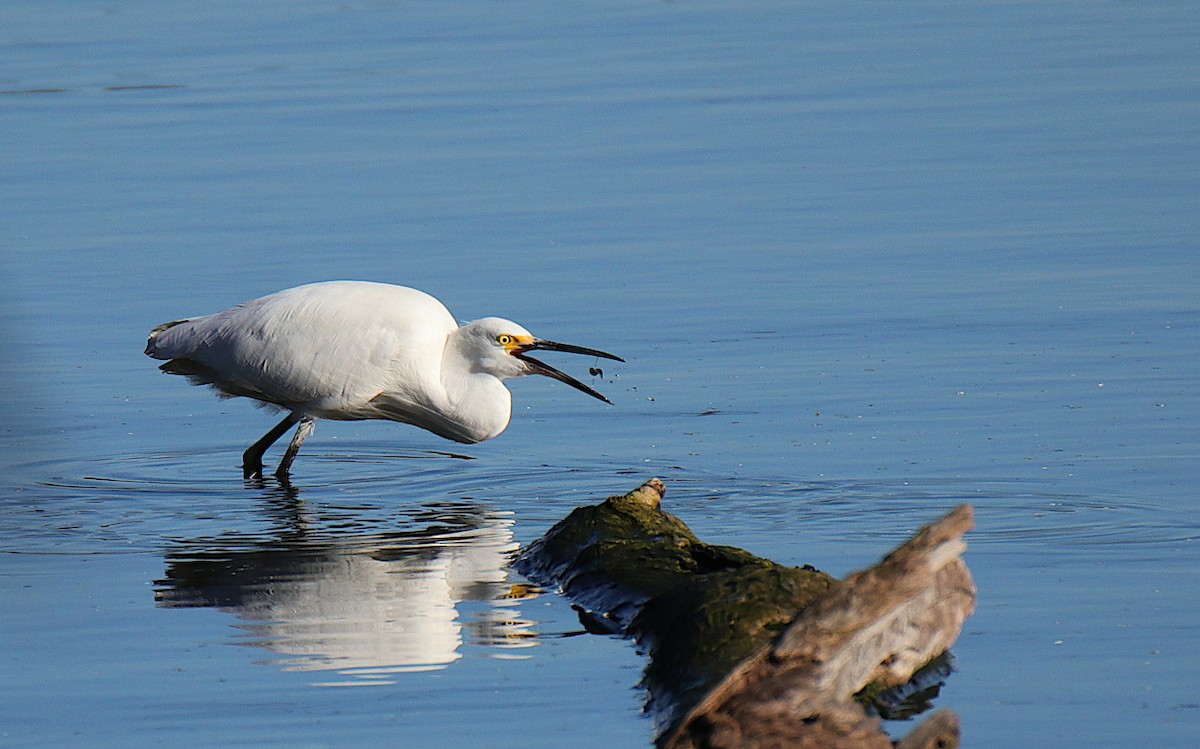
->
661, 500, 974, 749
515, 479, 975, 748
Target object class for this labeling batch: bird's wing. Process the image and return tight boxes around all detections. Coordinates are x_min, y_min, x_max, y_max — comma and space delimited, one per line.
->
147, 282, 459, 416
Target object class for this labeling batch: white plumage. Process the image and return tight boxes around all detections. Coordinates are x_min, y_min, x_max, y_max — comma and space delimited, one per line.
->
146, 281, 622, 479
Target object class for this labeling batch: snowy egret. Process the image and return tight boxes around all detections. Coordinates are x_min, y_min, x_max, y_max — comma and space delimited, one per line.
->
145, 281, 623, 479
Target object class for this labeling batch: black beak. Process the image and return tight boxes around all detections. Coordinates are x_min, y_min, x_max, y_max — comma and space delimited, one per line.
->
512, 340, 624, 404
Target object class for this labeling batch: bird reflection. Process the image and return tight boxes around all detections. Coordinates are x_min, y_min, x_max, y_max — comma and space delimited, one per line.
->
155, 488, 539, 685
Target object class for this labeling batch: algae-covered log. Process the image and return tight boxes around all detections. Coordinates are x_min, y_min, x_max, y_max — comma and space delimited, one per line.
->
514, 479, 975, 748
515, 478, 836, 725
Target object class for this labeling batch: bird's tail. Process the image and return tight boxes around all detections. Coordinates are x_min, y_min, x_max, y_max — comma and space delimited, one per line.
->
144, 318, 193, 359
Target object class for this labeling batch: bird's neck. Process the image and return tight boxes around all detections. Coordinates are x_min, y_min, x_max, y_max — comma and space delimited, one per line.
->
437, 338, 513, 443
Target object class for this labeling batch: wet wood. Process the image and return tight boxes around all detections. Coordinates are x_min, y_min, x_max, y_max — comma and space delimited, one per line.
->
515, 479, 975, 748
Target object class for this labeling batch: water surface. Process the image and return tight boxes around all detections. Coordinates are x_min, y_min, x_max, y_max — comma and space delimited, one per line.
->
2, 1, 1198, 747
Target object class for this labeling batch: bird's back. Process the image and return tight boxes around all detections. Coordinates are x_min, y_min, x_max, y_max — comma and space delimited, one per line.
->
146, 281, 460, 417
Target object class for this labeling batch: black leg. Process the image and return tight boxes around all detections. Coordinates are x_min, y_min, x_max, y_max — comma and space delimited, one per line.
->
243, 413, 301, 479
274, 417, 316, 479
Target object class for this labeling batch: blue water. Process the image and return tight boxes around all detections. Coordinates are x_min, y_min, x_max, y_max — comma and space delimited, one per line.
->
2, 1, 1198, 747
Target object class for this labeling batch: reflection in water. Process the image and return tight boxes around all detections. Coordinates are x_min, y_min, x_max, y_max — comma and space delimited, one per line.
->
155, 488, 538, 685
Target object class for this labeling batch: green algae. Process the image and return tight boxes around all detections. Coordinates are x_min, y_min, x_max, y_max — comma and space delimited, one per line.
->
515, 478, 836, 718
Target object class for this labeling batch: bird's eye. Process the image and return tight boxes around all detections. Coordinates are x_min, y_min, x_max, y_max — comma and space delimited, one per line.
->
497, 334, 514, 346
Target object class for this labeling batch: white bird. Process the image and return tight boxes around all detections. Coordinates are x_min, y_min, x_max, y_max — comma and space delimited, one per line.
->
145, 281, 623, 479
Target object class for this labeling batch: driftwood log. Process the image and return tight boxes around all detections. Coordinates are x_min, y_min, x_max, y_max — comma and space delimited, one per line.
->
514, 478, 975, 749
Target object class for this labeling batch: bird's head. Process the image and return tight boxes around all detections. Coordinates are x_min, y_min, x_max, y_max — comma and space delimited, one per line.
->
461, 317, 624, 404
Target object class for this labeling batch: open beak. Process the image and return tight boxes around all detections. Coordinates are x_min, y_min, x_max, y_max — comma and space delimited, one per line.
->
511, 339, 624, 404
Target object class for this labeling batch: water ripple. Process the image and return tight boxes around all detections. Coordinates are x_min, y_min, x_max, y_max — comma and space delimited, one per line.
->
1, 446, 639, 553
4, 450, 1193, 557
647, 474, 1199, 551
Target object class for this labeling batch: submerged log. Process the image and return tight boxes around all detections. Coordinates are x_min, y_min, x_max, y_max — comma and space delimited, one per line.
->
514, 479, 975, 748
